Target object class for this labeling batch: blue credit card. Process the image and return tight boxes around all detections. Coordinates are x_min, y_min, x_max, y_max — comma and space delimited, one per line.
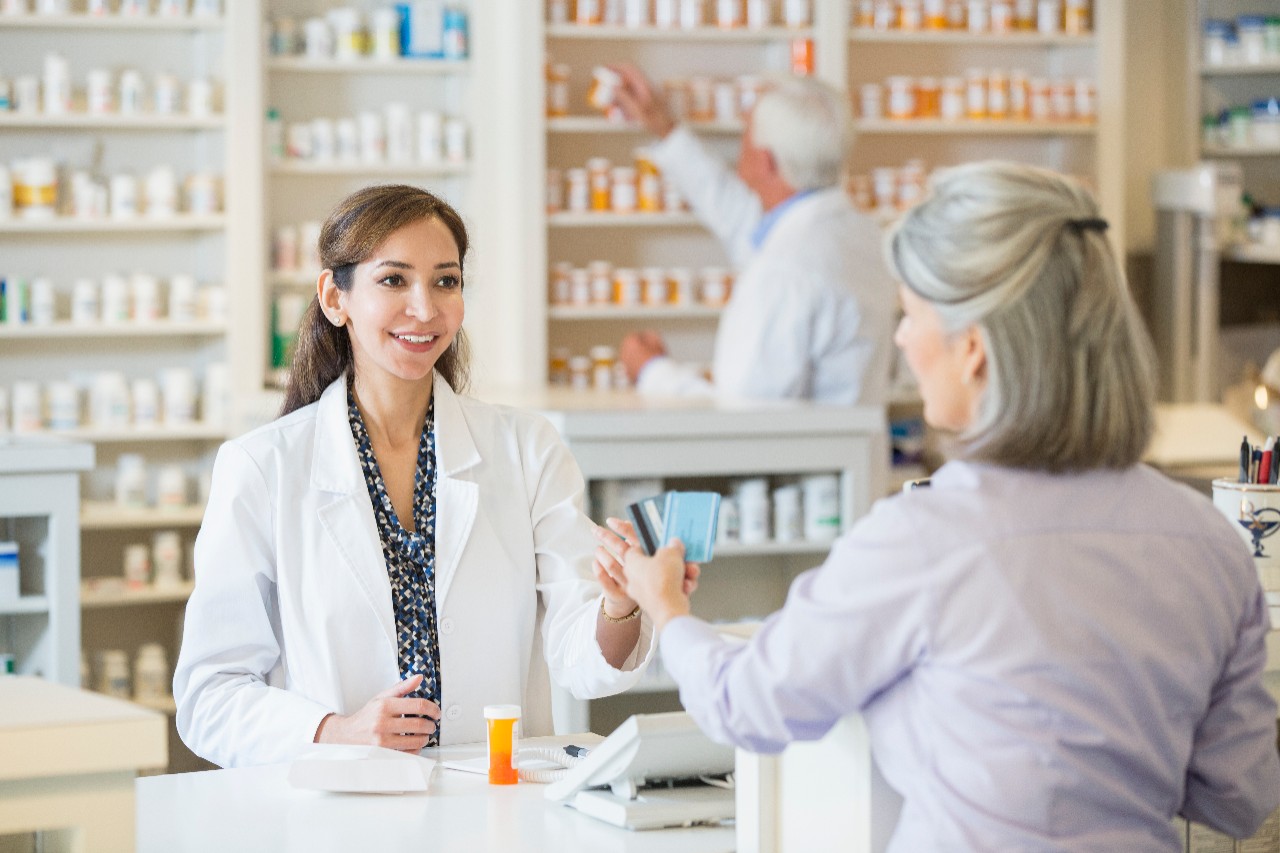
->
625, 491, 721, 563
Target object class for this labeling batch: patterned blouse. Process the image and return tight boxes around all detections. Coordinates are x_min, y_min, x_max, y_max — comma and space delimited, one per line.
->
346, 383, 442, 746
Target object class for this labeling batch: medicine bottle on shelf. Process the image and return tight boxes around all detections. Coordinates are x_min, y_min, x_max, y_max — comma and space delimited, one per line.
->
590, 346, 617, 390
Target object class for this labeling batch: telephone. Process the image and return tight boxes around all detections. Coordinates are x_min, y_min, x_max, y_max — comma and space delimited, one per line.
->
543, 711, 736, 830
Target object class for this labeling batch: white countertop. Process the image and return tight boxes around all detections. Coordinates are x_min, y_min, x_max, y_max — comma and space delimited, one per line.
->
137, 736, 735, 853
0, 676, 166, 781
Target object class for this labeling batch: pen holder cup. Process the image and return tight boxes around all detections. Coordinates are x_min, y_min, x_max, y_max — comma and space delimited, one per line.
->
1211, 479, 1280, 630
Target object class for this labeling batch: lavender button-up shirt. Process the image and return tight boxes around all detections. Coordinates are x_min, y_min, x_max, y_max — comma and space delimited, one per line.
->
663, 461, 1280, 851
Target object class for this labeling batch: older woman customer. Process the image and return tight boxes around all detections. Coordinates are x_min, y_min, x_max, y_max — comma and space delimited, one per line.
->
604, 161, 1280, 850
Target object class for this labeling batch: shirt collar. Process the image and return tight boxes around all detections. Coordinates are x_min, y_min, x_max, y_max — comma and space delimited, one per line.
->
749, 189, 816, 250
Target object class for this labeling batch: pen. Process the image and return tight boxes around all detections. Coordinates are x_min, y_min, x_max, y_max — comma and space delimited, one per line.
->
1271, 438, 1279, 484
1252, 448, 1262, 484
1263, 437, 1275, 486
564, 744, 590, 758
1240, 435, 1251, 483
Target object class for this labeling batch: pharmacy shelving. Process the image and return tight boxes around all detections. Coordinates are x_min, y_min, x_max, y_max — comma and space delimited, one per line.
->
539, 4, 816, 386
853, 119, 1097, 135
842, 1, 1125, 251
547, 211, 704, 227
80, 581, 194, 610
1191, 1, 1280, 221
1186, 0, 1280, 389
0, 114, 225, 130
25, 425, 227, 444
546, 23, 813, 41
848, 29, 1095, 46
1225, 243, 1280, 264
259, 1, 477, 392
0, 3, 246, 776
547, 116, 743, 134
1200, 58, 1280, 75
81, 502, 205, 531
269, 161, 469, 176
0, 215, 226, 233
1202, 143, 1280, 156
549, 305, 724, 320
0, 440, 93, 685
0, 13, 222, 31
0, 321, 225, 340
265, 56, 469, 74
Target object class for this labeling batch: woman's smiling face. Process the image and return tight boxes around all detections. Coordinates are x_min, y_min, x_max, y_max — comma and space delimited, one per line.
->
329, 216, 464, 390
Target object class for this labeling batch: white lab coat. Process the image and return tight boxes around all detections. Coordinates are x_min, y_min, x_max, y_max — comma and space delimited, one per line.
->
640, 126, 897, 405
174, 374, 655, 768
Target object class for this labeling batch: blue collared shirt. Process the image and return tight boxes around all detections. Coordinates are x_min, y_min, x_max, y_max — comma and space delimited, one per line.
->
749, 189, 816, 250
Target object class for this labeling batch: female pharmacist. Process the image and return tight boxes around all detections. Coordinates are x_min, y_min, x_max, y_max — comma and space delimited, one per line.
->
608, 162, 1280, 849
175, 185, 656, 768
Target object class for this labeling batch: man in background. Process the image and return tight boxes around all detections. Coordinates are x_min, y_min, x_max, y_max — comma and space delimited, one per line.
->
610, 67, 896, 404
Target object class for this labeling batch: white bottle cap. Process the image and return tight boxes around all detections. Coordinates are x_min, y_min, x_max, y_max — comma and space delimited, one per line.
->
483, 704, 521, 720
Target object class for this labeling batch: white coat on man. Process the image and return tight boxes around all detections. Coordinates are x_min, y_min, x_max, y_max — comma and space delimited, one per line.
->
174, 374, 655, 768
636, 126, 898, 405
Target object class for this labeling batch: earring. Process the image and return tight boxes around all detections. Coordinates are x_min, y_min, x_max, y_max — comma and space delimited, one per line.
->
329, 313, 344, 326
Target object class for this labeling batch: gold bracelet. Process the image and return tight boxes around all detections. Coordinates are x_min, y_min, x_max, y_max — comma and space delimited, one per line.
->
600, 600, 641, 623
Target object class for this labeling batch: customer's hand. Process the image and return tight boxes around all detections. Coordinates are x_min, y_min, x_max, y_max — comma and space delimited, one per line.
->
595, 517, 699, 599
620, 330, 667, 383
609, 64, 677, 138
313, 674, 440, 752
597, 519, 699, 631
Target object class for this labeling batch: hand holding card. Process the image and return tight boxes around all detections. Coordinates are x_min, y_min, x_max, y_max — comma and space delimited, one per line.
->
625, 491, 721, 563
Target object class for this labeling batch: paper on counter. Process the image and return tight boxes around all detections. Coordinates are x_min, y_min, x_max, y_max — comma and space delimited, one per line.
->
287, 744, 436, 794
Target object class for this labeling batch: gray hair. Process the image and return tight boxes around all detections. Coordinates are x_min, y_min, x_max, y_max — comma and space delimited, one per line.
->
750, 75, 851, 191
886, 160, 1156, 472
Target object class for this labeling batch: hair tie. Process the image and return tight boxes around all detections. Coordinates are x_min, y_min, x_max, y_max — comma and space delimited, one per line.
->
1067, 217, 1108, 235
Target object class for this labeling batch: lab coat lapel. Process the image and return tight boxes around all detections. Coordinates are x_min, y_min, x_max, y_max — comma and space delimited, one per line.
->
311, 377, 397, 658
431, 374, 480, 607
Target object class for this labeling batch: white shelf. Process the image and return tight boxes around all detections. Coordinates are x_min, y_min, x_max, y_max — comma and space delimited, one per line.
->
0, 320, 226, 340
81, 502, 205, 531
854, 118, 1097, 136
714, 540, 834, 558
547, 211, 702, 227
549, 304, 723, 320
1224, 244, 1280, 265
849, 28, 1094, 46
0, 596, 50, 615
80, 580, 194, 609
0, 13, 223, 30
25, 424, 226, 443
266, 57, 468, 74
1202, 144, 1280, 158
0, 113, 225, 130
133, 695, 179, 715
1200, 60, 1280, 76
270, 160, 469, 176
0, 215, 225, 234
546, 23, 812, 41
548, 116, 742, 134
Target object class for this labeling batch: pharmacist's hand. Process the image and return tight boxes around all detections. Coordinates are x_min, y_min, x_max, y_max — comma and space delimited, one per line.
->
609, 63, 677, 138
620, 330, 667, 382
593, 517, 639, 619
595, 518, 699, 601
313, 674, 440, 752
619, 538, 697, 632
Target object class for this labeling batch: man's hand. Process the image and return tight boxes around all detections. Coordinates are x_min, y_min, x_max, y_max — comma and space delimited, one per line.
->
620, 330, 668, 383
608, 63, 677, 138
